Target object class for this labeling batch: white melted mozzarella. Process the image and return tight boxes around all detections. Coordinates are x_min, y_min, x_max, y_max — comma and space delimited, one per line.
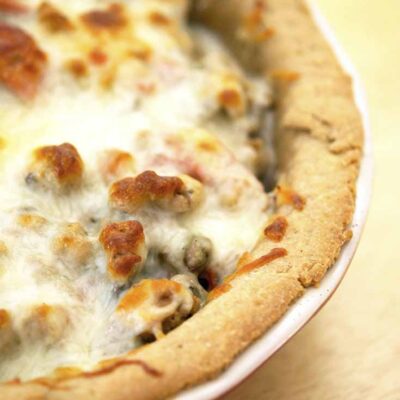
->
0, 0, 272, 381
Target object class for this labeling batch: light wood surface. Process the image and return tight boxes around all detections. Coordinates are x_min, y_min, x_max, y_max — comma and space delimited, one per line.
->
224, 1, 400, 399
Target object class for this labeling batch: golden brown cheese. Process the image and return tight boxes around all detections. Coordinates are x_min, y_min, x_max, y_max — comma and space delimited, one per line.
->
64, 58, 88, 79
264, 216, 288, 242
109, 170, 203, 213
117, 278, 196, 338
147, 11, 171, 27
208, 248, 288, 301
81, 4, 127, 33
26, 143, 84, 191
98, 149, 135, 184
217, 75, 247, 117
0, 23, 47, 100
240, 0, 275, 42
52, 223, 93, 269
276, 185, 306, 211
37, 2, 74, 33
99, 221, 147, 284
16, 213, 47, 230
0, 0, 28, 14
0, 309, 17, 352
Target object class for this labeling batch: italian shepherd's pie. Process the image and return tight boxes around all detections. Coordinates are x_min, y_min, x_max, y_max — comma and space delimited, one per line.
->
0, 0, 363, 399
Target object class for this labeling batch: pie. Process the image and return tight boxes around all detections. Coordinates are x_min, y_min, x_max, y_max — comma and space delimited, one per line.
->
0, 0, 363, 399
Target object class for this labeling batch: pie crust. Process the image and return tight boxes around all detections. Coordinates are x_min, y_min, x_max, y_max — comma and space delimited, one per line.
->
0, 0, 363, 398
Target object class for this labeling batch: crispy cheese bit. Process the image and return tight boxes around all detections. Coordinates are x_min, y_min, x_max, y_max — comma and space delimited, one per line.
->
208, 248, 288, 301
269, 70, 300, 83
81, 4, 127, 33
235, 248, 288, 277
89, 48, 108, 66
240, 1, 274, 42
264, 216, 288, 242
0, 0, 28, 14
276, 185, 306, 211
26, 143, 84, 191
116, 278, 196, 337
38, 2, 74, 33
184, 235, 212, 274
0, 23, 47, 100
17, 213, 47, 230
19, 304, 69, 346
51, 366, 82, 379
109, 171, 203, 214
129, 39, 153, 62
99, 220, 147, 284
65, 59, 88, 79
0, 240, 8, 256
98, 149, 134, 184
217, 77, 247, 118
52, 223, 93, 268
148, 11, 171, 26
0, 309, 17, 352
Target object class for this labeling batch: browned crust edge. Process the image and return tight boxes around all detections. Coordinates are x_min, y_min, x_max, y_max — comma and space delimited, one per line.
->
0, 1, 363, 399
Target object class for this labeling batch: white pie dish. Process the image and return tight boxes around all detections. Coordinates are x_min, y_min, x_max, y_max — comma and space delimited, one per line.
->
175, 3, 373, 400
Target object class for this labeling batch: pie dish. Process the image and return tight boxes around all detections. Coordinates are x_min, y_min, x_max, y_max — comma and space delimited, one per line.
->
0, 1, 363, 399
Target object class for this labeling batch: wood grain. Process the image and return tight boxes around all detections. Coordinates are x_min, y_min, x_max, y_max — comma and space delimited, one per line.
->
224, 0, 400, 399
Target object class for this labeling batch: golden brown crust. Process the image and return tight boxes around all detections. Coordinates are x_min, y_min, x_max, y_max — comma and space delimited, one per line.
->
0, 0, 363, 398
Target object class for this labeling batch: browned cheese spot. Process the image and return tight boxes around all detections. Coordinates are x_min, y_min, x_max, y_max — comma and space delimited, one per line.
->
109, 170, 197, 213
65, 59, 88, 79
117, 279, 181, 312
99, 220, 146, 283
129, 39, 153, 62
28, 143, 84, 191
81, 3, 127, 33
235, 248, 288, 277
89, 48, 108, 65
82, 359, 162, 379
0, 308, 17, 352
269, 70, 300, 83
0, 309, 10, 328
241, 0, 275, 42
208, 248, 288, 301
276, 185, 306, 211
264, 216, 288, 242
17, 213, 47, 230
0, 0, 28, 14
38, 2, 74, 33
53, 223, 93, 268
148, 11, 171, 26
98, 149, 134, 183
0, 23, 47, 100
218, 88, 243, 113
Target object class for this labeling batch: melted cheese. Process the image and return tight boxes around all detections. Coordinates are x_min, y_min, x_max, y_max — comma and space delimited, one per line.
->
0, 0, 272, 381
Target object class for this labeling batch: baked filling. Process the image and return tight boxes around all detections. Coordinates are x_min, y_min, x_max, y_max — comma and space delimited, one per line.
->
0, 0, 286, 381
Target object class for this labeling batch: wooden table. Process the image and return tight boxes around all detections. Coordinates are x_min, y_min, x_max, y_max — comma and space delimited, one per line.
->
224, 1, 400, 399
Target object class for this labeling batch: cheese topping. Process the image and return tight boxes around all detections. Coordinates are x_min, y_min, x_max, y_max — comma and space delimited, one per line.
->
0, 0, 273, 381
